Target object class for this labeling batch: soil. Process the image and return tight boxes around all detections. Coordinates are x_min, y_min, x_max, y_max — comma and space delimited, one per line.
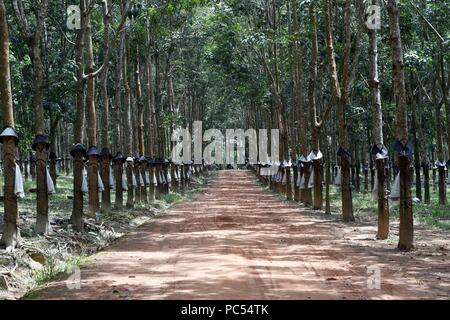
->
29, 170, 449, 300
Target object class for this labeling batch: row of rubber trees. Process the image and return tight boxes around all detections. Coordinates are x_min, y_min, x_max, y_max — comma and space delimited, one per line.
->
70, 144, 208, 231
0, 126, 206, 251
250, 141, 414, 250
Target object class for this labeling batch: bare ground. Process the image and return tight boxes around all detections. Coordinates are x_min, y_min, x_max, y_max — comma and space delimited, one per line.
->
29, 170, 449, 300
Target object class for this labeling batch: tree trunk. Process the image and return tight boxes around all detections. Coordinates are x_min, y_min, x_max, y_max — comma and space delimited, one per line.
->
126, 161, 134, 208
71, 150, 84, 231
408, 73, 422, 200
123, 31, 134, 207
71, 0, 86, 228
35, 143, 50, 234
387, 0, 413, 251
13, 0, 51, 234
324, 0, 362, 222
325, 146, 331, 214
375, 159, 389, 239
0, 0, 19, 249
140, 161, 148, 204
432, 76, 447, 205
367, 0, 389, 239
134, 163, 141, 204
85, 11, 99, 217
114, 161, 124, 210
423, 162, 430, 205
100, 0, 112, 213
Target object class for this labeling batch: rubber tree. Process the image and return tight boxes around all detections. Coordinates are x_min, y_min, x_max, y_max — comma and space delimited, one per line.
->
96, 0, 130, 211
366, 0, 389, 239
308, 2, 334, 210
387, 0, 414, 251
0, 0, 19, 250
437, 52, 448, 205
99, 0, 113, 212
70, 143, 86, 231
136, 51, 147, 203
71, 0, 87, 230
432, 74, 447, 205
291, 0, 310, 205
288, 6, 299, 202
12, 0, 50, 234
407, 73, 422, 201
324, 0, 363, 222
123, 17, 134, 208
85, 5, 99, 217
259, 0, 289, 199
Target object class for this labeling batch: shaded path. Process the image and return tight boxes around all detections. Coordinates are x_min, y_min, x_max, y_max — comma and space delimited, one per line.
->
33, 170, 449, 299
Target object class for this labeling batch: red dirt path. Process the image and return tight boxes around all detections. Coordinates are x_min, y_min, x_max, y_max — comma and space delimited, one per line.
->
31, 170, 449, 300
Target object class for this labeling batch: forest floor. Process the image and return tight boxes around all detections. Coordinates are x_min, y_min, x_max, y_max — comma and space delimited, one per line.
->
24, 170, 449, 300
0, 172, 213, 299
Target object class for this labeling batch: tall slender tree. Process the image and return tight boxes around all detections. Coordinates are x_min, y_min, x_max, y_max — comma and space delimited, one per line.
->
12, 0, 50, 234
85, 6, 99, 217
324, 0, 363, 222
387, 0, 414, 251
366, 0, 389, 239
0, 0, 19, 250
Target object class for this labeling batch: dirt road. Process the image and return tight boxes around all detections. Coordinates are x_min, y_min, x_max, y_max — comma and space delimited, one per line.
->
31, 170, 449, 299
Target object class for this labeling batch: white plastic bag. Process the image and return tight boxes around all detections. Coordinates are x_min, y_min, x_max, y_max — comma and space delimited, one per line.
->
122, 174, 128, 191
109, 166, 115, 190
371, 169, 378, 200
334, 167, 341, 186
46, 168, 56, 194
296, 171, 301, 187
308, 170, 314, 189
98, 171, 104, 192
81, 168, 88, 193
390, 173, 400, 201
152, 171, 158, 186
132, 172, 137, 189
14, 163, 25, 198
139, 172, 144, 186
299, 173, 306, 189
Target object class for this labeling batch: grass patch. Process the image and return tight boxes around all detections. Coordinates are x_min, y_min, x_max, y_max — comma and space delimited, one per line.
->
328, 184, 450, 230
259, 175, 450, 231
160, 193, 182, 204
32, 253, 88, 286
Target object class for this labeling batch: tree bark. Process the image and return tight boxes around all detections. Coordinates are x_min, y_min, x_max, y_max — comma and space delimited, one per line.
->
432, 71, 447, 205
387, 0, 413, 251
71, 150, 84, 231
367, 0, 389, 239
100, 0, 112, 212
408, 73, 421, 200
423, 162, 430, 205
114, 160, 124, 210
0, 0, 19, 249
85, 10, 99, 217
324, 0, 362, 222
